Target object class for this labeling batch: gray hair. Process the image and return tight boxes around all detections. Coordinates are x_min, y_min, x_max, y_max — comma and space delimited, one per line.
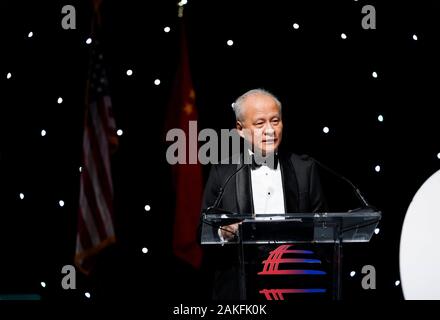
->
231, 88, 282, 121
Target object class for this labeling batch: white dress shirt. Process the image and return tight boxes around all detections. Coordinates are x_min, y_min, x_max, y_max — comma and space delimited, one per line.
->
218, 152, 286, 241
250, 160, 285, 215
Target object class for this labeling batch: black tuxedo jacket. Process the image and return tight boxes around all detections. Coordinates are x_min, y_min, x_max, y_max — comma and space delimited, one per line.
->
202, 150, 327, 215
200, 150, 328, 300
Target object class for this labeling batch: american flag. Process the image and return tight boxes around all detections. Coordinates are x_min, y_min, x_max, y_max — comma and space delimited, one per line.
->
75, 32, 118, 275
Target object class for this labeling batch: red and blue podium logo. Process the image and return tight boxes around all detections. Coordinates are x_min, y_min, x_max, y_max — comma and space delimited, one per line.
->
258, 244, 327, 300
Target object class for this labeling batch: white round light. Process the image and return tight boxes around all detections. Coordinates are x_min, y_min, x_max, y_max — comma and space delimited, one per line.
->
40, 282, 46, 288
85, 292, 91, 299
59, 200, 65, 207
116, 129, 123, 136
293, 23, 300, 30
126, 69, 133, 76
412, 34, 418, 41
375, 165, 381, 173
142, 247, 148, 254
378, 115, 384, 122
28, 31, 33, 38
79, 166, 82, 173
395, 280, 401, 286
372, 71, 378, 78
164, 26, 171, 33
154, 79, 161, 86
350, 271, 356, 277
437, 153, 440, 160
86, 38, 92, 45
323, 127, 329, 134
341, 33, 347, 40
144, 205, 151, 212
57, 97, 63, 104
41, 129, 47, 137
19, 193, 24, 200
6, 72, 12, 79
400, 169, 440, 299
374, 228, 380, 235
227, 40, 234, 46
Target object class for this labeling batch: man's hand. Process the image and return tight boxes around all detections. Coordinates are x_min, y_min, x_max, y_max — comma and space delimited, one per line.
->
219, 222, 242, 241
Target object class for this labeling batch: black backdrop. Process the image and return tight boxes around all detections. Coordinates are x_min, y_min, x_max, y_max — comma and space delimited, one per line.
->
0, 0, 439, 304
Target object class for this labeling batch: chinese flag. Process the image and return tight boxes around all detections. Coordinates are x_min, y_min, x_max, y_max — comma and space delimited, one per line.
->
166, 21, 203, 269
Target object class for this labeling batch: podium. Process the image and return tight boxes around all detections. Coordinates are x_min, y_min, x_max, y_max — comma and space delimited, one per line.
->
201, 207, 381, 300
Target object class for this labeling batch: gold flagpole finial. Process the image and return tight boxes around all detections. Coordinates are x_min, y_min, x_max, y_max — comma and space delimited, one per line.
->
177, 0, 188, 18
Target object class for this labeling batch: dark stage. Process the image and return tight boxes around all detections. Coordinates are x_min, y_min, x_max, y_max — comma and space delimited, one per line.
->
0, 0, 439, 311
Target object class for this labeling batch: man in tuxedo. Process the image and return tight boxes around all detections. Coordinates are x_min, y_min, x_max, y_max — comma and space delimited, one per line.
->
201, 88, 327, 300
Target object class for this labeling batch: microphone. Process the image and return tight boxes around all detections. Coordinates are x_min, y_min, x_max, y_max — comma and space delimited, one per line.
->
301, 155, 373, 209
204, 162, 249, 214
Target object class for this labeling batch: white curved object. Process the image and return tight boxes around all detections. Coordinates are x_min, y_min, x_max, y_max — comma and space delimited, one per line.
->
400, 169, 440, 300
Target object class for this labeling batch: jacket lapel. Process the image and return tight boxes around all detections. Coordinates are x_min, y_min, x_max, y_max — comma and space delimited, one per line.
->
279, 151, 300, 212
235, 153, 254, 215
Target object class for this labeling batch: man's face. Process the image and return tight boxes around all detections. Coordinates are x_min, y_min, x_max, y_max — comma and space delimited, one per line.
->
236, 94, 283, 155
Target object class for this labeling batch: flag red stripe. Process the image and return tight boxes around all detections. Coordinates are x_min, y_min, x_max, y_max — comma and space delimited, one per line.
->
83, 125, 114, 213
82, 151, 115, 236
78, 182, 101, 246
77, 209, 93, 251
98, 97, 117, 141
81, 168, 109, 240
86, 106, 114, 195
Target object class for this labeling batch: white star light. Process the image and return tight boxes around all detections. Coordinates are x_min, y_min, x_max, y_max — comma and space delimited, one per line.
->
85, 292, 91, 299
19, 193, 25, 200
40, 282, 46, 288
126, 69, 133, 76
412, 34, 418, 41
378, 114, 384, 122
164, 26, 171, 33
374, 228, 380, 234
57, 97, 63, 104
86, 38, 92, 45
372, 71, 378, 78
28, 31, 33, 38
375, 165, 381, 173
350, 271, 356, 277
437, 153, 440, 160
142, 247, 149, 254
395, 280, 400, 286
341, 33, 347, 40
41, 129, 47, 137
154, 79, 161, 86
59, 200, 65, 207
293, 23, 300, 30
79, 166, 82, 173
323, 127, 330, 134
117, 129, 123, 136
227, 40, 234, 46
6, 72, 12, 79
144, 205, 151, 212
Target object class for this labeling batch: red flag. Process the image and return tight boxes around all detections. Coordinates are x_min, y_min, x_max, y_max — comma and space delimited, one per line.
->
75, 3, 118, 275
167, 22, 203, 268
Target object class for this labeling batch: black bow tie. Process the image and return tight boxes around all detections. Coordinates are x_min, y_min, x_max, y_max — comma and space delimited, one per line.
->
250, 153, 279, 170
